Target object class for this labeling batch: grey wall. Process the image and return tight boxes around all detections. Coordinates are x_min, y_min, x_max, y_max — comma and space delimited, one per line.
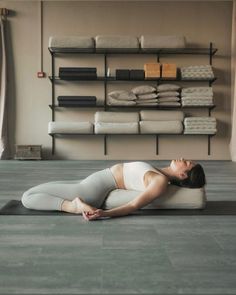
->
0, 1, 233, 159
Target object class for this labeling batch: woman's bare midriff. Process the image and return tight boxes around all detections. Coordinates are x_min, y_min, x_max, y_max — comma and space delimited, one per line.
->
110, 163, 166, 190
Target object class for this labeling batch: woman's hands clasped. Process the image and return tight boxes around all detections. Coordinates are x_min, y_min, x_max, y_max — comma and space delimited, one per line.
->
82, 209, 104, 221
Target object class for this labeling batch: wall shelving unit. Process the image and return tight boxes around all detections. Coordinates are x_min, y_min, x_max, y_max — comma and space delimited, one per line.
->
48, 42, 217, 156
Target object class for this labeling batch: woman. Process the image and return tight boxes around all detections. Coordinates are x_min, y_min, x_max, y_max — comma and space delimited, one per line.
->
21, 158, 206, 220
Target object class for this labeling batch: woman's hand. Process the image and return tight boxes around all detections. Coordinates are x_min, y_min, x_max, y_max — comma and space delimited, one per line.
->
82, 209, 104, 221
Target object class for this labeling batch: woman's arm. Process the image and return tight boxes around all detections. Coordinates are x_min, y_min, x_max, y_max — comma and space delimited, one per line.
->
84, 176, 168, 220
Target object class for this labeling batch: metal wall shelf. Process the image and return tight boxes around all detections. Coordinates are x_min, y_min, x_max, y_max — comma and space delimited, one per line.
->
49, 133, 216, 156
48, 42, 217, 156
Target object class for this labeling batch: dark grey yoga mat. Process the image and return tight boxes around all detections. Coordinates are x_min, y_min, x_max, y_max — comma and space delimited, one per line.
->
1, 200, 236, 216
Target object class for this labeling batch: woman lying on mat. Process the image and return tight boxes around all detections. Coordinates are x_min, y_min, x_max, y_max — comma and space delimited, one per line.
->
21, 159, 206, 220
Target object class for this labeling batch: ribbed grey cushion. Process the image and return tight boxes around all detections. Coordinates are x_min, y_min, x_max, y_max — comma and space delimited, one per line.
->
103, 186, 206, 209
95, 35, 139, 49
109, 90, 137, 101
49, 36, 95, 49
140, 35, 186, 49
95, 111, 139, 123
140, 121, 183, 134
48, 122, 93, 134
94, 122, 139, 134
140, 110, 184, 121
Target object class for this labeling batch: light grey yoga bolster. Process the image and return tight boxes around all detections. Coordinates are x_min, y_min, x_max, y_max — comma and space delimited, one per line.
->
104, 186, 206, 210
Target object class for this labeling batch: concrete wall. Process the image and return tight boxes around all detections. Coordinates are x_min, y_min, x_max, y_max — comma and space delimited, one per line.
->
0, 1, 233, 160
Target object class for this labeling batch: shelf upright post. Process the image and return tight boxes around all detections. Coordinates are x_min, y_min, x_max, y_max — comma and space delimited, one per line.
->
208, 135, 211, 155
51, 51, 56, 155
104, 53, 107, 111
208, 42, 214, 155
209, 42, 213, 66
156, 135, 159, 155
104, 135, 107, 155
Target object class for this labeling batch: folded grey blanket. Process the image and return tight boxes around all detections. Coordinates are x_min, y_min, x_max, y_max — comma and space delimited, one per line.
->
108, 90, 136, 101
158, 97, 180, 102
140, 35, 186, 49
184, 117, 216, 123
182, 103, 213, 107
136, 99, 158, 104
140, 110, 184, 121
140, 121, 183, 134
158, 91, 180, 98
49, 36, 95, 49
182, 95, 213, 99
182, 87, 213, 95
95, 111, 139, 123
157, 84, 181, 92
95, 35, 139, 49
95, 122, 139, 134
137, 102, 158, 106
137, 93, 158, 100
131, 85, 156, 95
107, 97, 136, 106
158, 102, 181, 106
184, 129, 217, 134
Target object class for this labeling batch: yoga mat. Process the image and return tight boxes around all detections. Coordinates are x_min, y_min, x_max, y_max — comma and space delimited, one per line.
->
0, 200, 236, 216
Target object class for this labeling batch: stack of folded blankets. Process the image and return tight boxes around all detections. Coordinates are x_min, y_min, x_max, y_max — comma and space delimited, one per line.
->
131, 85, 158, 106
139, 110, 184, 134
181, 87, 214, 106
157, 84, 181, 106
57, 96, 97, 107
184, 117, 217, 134
59, 67, 97, 80
48, 121, 94, 134
94, 111, 139, 134
144, 63, 161, 79
180, 65, 214, 80
107, 90, 136, 106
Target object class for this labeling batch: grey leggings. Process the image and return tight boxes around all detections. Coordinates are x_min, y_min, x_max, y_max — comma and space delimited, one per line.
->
21, 168, 117, 211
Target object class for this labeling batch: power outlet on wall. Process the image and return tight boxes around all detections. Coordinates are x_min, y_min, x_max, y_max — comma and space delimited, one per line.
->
37, 71, 46, 78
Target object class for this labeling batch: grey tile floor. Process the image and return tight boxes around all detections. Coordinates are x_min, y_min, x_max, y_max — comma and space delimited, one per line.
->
0, 160, 236, 294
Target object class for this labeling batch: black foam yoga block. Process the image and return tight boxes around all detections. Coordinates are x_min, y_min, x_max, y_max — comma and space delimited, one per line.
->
116, 69, 130, 80
130, 69, 145, 80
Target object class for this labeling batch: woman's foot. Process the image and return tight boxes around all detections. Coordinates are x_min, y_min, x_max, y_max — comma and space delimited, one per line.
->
61, 197, 97, 214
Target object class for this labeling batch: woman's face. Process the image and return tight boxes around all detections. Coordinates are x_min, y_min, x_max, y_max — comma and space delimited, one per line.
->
170, 158, 196, 179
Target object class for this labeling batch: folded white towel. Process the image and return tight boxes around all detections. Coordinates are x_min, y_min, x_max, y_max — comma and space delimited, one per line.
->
137, 102, 158, 106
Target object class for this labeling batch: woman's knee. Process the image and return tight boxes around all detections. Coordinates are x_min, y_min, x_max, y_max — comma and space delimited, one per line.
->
21, 190, 34, 209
